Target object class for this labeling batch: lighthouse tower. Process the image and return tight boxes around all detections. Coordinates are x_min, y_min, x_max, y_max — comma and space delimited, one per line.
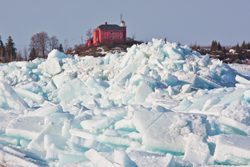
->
120, 20, 126, 42
120, 20, 125, 27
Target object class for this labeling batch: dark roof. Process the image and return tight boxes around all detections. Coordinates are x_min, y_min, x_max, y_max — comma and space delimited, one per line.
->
98, 24, 124, 31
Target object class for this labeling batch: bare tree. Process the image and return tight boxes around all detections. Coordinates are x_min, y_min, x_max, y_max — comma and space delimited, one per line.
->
86, 29, 92, 41
64, 39, 69, 53
49, 35, 59, 51
132, 33, 136, 40
23, 45, 28, 61
16, 50, 22, 61
29, 31, 49, 57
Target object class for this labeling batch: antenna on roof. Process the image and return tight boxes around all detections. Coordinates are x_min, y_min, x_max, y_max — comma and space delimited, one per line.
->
120, 13, 123, 22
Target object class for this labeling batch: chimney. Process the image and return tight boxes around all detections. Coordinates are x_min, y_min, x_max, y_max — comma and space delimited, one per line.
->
105, 22, 107, 26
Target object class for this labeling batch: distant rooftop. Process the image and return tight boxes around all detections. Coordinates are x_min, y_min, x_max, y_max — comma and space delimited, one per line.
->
98, 24, 124, 31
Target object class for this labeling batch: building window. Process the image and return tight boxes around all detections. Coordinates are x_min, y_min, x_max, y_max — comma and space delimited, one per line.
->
110, 37, 114, 39
119, 31, 121, 34
103, 36, 106, 39
103, 31, 105, 34
119, 36, 121, 39
110, 31, 114, 34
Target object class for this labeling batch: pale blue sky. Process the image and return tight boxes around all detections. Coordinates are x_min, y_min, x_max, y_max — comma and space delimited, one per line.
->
1, 0, 250, 52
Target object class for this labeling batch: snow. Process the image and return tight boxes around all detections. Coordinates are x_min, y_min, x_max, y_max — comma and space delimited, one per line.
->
1, 39, 250, 166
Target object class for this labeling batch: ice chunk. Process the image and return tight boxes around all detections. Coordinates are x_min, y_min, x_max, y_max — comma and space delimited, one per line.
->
28, 122, 62, 151
44, 112, 74, 125
44, 134, 67, 150
69, 128, 98, 140
145, 93, 177, 110
132, 105, 163, 135
43, 58, 62, 76
80, 116, 115, 131
217, 116, 250, 135
97, 134, 131, 147
0, 81, 28, 110
57, 78, 87, 102
114, 62, 141, 82
58, 153, 86, 166
16, 88, 45, 104
163, 73, 178, 85
6, 116, 45, 140
115, 119, 136, 131
136, 111, 208, 153
163, 44, 184, 60
214, 134, 250, 165
114, 150, 138, 167
199, 54, 210, 67
132, 152, 176, 167
135, 80, 153, 103
173, 98, 192, 111
45, 80, 57, 90
47, 49, 67, 60
236, 75, 250, 84
181, 84, 191, 93
69, 136, 113, 152
18, 82, 43, 94
183, 133, 211, 165
45, 144, 65, 160
84, 149, 113, 167
20, 139, 31, 148
103, 129, 120, 137
202, 97, 220, 111
0, 135, 19, 146
86, 76, 107, 95
244, 90, 250, 101
28, 105, 63, 116
103, 108, 127, 121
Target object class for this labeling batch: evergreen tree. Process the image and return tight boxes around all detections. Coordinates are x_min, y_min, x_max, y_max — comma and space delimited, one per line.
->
29, 47, 37, 61
218, 42, 222, 51
235, 43, 241, 53
210, 40, 218, 51
5, 36, 16, 61
58, 43, 64, 52
0, 36, 5, 60
241, 41, 247, 49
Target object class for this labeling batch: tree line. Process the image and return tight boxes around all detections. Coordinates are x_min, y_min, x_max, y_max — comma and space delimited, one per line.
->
0, 32, 65, 63
191, 40, 250, 64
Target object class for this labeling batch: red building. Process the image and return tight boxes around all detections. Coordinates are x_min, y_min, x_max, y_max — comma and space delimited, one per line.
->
91, 21, 126, 45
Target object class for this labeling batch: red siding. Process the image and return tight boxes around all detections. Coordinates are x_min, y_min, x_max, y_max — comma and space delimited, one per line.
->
92, 23, 127, 45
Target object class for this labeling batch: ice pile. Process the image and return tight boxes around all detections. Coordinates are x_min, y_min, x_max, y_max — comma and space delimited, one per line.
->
1, 39, 250, 166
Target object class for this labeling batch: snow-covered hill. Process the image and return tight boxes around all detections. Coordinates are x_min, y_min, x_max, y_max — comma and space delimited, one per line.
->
0, 39, 250, 166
